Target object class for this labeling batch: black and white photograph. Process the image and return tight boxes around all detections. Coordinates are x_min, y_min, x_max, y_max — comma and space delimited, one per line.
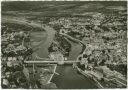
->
1, 0, 127, 89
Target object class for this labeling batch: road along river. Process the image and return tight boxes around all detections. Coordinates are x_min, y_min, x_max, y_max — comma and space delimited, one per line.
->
51, 37, 97, 89
3, 17, 97, 88
32, 25, 97, 88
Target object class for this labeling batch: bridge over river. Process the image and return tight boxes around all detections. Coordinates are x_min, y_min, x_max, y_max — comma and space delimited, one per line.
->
3, 17, 98, 89
30, 22, 97, 88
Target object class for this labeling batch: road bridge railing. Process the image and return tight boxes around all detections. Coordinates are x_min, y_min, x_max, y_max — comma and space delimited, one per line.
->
24, 60, 80, 65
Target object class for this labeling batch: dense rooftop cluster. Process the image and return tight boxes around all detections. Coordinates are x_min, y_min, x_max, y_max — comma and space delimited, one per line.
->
45, 11, 127, 88
1, 1, 127, 89
47, 11, 127, 66
1, 23, 33, 88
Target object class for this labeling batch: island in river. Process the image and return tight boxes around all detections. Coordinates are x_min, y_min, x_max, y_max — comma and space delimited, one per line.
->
30, 22, 97, 89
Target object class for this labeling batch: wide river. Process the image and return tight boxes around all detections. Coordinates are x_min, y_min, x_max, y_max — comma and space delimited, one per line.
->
4, 17, 97, 88
31, 25, 97, 89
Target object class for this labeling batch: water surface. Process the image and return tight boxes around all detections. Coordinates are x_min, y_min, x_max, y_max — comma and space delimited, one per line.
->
31, 26, 97, 89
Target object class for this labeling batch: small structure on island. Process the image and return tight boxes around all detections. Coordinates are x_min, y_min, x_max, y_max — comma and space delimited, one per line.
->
49, 52, 64, 65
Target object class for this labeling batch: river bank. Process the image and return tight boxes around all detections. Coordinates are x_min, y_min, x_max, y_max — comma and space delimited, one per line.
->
3, 17, 99, 89
30, 23, 97, 88
51, 65, 97, 89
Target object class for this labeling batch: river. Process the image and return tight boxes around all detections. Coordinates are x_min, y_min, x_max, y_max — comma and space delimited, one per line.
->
51, 65, 97, 89
4, 18, 97, 88
51, 38, 97, 89
31, 24, 97, 89
32, 25, 55, 58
